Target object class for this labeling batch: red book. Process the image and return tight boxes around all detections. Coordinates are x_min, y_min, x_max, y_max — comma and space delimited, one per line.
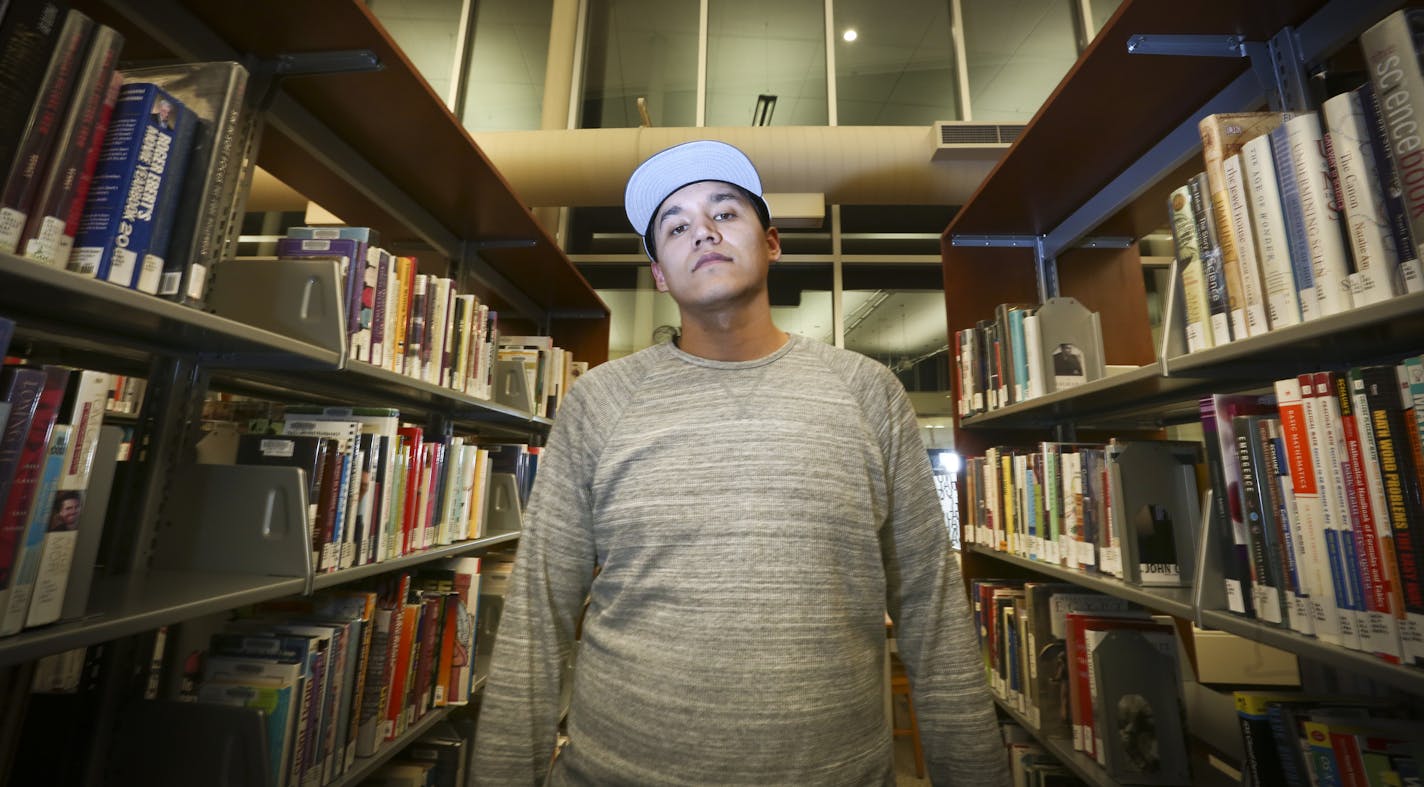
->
0, 366, 71, 595
410, 592, 443, 721
397, 426, 423, 554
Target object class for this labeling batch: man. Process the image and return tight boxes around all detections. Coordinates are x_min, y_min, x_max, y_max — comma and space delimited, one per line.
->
473, 140, 1007, 786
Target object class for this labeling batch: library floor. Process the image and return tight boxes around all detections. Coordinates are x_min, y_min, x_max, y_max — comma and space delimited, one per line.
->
892, 734, 930, 786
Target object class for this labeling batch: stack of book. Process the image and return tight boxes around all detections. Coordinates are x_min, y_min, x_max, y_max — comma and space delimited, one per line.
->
1, 4, 255, 308
962, 438, 1202, 589
954, 297, 1106, 418
974, 579, 1192, 785
1165, 8, 1424, 355
1201, 357, 1424, 669
0, 316, 126, 639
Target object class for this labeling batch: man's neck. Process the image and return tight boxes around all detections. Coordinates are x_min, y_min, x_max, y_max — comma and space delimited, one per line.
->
675, 309, 788, 362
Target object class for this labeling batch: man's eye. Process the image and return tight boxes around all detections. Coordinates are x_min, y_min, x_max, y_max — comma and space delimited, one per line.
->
715, 211, 734, 220
668, 224, 687, 237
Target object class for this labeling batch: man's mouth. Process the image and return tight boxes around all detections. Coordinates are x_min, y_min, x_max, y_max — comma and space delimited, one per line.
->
693, 253, 731, 272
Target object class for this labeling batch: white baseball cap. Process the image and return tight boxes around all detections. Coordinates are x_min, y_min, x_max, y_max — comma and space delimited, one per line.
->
624, 140, 771, 259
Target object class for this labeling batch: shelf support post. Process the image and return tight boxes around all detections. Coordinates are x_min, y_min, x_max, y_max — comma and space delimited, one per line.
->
1033, 236, 1059, 303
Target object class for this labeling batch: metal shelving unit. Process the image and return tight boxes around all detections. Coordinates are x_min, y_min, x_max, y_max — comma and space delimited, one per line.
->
964, 544, 1196, 619
311, 531, 519, 592
331, 706, 454, 787
993, 696, 1116, 787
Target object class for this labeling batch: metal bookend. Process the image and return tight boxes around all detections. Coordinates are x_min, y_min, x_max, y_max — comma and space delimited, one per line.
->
206, 257, 347, 357
484, 472, 525, 536
1158, 256, 1189, 371
492, 358, 536, 415
1190, 487, 1229, 628
153, 464, 314, 593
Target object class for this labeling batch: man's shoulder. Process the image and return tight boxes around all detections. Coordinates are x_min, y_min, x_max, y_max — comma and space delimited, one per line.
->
573, 344, 667, 399
793, 337, 901, 388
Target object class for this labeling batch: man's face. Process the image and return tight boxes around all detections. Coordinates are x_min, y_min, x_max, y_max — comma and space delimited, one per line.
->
57, 497, 80, 527
648, 181, 780, 312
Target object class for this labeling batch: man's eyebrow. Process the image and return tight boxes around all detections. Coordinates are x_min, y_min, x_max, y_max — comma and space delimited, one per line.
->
657, 191, 742, 230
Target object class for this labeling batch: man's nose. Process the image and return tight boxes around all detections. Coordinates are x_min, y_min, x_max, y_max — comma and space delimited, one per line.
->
693, 218, 720, 245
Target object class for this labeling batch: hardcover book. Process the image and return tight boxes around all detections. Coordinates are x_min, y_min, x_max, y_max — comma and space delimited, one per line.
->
1240, 133, 1304, 329
1362, 8, 1424, 271
0, 1, 68, 185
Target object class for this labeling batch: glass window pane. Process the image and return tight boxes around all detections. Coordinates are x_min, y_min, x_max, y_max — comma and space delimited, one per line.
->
842, 264, 949, 393
833, 0, 960, 125
462, 0, 553, 131
706, 0, 827, 127
769, 264, 835, 345
961, 0, 1078, 123
368, 0, 467, 107
580, 0, 699, 129
1089, 0, 1124, 38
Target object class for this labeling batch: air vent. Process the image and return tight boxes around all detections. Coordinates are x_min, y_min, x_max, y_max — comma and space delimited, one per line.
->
931, 121, 1024, 162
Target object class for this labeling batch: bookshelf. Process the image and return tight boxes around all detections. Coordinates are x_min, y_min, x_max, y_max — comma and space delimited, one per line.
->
944, 0, 1423, 783
0, 0, 606, 783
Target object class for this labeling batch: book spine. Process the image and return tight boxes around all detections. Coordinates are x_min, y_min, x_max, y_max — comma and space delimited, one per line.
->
0, 10, 92, 255
1276, 376, 1341, 644
1237, 415, 1286, 625
1286, 113, 1354, 317
1242, 133, 1304, 328
1356, 364, 1424, 665
369, 248, 389, 369
1200, 116, 1251, 338
134, 96, 197, 295
1360, 80, 1424, 295
20, 24, 122, 269
0, 2, 67, 182
0, 366, 69, 614
1361, 8, 1424, 276
0, 424, 70, 635
1323, 89, 1401, 307
1330, 371, 1402, 661
1263, 417, 1315, 636
71, 83, 155, 282
1168, 184, 1213, 351
110, 91, 182, 289
1268, 123, 1319, 321
1223, 152, 1270, 337
1190, 172, 1233, 344
1301, 373, 1365, 650
1201, 398, 1252, 615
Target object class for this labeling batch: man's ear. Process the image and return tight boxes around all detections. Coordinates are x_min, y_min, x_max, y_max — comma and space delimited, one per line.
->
650, 260, 669, 292
765, 226, 782, 263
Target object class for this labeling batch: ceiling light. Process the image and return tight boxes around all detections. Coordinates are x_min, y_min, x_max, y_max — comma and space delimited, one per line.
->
843, 29, 857, 42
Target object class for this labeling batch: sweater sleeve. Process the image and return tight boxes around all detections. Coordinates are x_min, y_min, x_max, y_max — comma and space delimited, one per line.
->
872, 369, 1010, 787
471, 380, 601, 786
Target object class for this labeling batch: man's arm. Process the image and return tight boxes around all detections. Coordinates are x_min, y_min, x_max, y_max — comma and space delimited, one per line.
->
875, 372, 1010, 787
471, 386, 599, 786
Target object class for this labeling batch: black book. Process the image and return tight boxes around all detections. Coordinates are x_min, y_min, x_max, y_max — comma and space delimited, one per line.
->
0, 8, 91, 256
0, 1, 67, 184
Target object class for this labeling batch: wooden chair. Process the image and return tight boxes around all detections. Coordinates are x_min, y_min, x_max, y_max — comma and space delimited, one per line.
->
890, 654, 926, 779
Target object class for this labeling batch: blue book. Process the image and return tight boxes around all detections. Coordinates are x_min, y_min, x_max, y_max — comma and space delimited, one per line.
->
1268, 123, 1317, 320
132, 91, 196, 295
70, 82, 194, 288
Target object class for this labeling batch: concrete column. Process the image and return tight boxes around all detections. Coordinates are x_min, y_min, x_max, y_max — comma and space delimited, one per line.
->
533, 0, 582, 243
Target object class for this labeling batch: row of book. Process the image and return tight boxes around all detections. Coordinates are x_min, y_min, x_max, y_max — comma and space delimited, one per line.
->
962, 438, 1202, 588
1, 3, 254, 307
0, 317, 119, 640
191, 562, 486, 787
1168, 9, 1424, 355
202, 398, 542, 574
1234, 690, 1423, 787
1206, 361, 1424, 668
953, 297, 1107, 417
271, 225, 585, 418
974, 579, 1192, 786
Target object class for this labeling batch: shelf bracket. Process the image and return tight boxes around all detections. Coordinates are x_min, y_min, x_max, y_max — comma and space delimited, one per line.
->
273, 49, 383, 77
1125, 28, 1310, 114
1032, 236, 1059, 303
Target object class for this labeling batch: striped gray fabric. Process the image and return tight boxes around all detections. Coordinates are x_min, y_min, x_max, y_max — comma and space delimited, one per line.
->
473, 334, 1008, 786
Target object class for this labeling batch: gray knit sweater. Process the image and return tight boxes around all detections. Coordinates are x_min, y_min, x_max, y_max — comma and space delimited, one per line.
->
472, 334, 1008, 786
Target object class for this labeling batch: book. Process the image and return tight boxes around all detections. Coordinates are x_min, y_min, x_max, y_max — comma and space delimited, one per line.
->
0, 9, 93, 256
1200, 392, 1277, 619
70, 82, 195, 288
1301, 373, 1366, 651
1275, 375, 1343, 646
18, 26, 121, 269
1241, 132, 1304, 329
1235, 414, 1292, 631
0, 2, 69, 186
52, 423, 120, 624
0, 423, 69, 635
1222, 151, 1271, 337
121, 61, 250, 307
1199, 112, 1284, 339
285, 226, 379, 365
1167, 183, 1214, 352
0, 365, 70, 620
1323, 88, 1405, 306
1284, 112, 1354, 318
1359, 81, 1424, 297
1361, 8, 1424, 274
1189, 171, 1234, 344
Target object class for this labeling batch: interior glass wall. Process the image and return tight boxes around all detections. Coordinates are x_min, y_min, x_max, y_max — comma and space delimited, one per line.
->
832, 0, 960, 125
580, 0, 700, 128
705, 0, 828, 126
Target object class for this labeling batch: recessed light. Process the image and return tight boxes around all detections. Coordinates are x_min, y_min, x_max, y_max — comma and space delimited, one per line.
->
843, 29, 857, 42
